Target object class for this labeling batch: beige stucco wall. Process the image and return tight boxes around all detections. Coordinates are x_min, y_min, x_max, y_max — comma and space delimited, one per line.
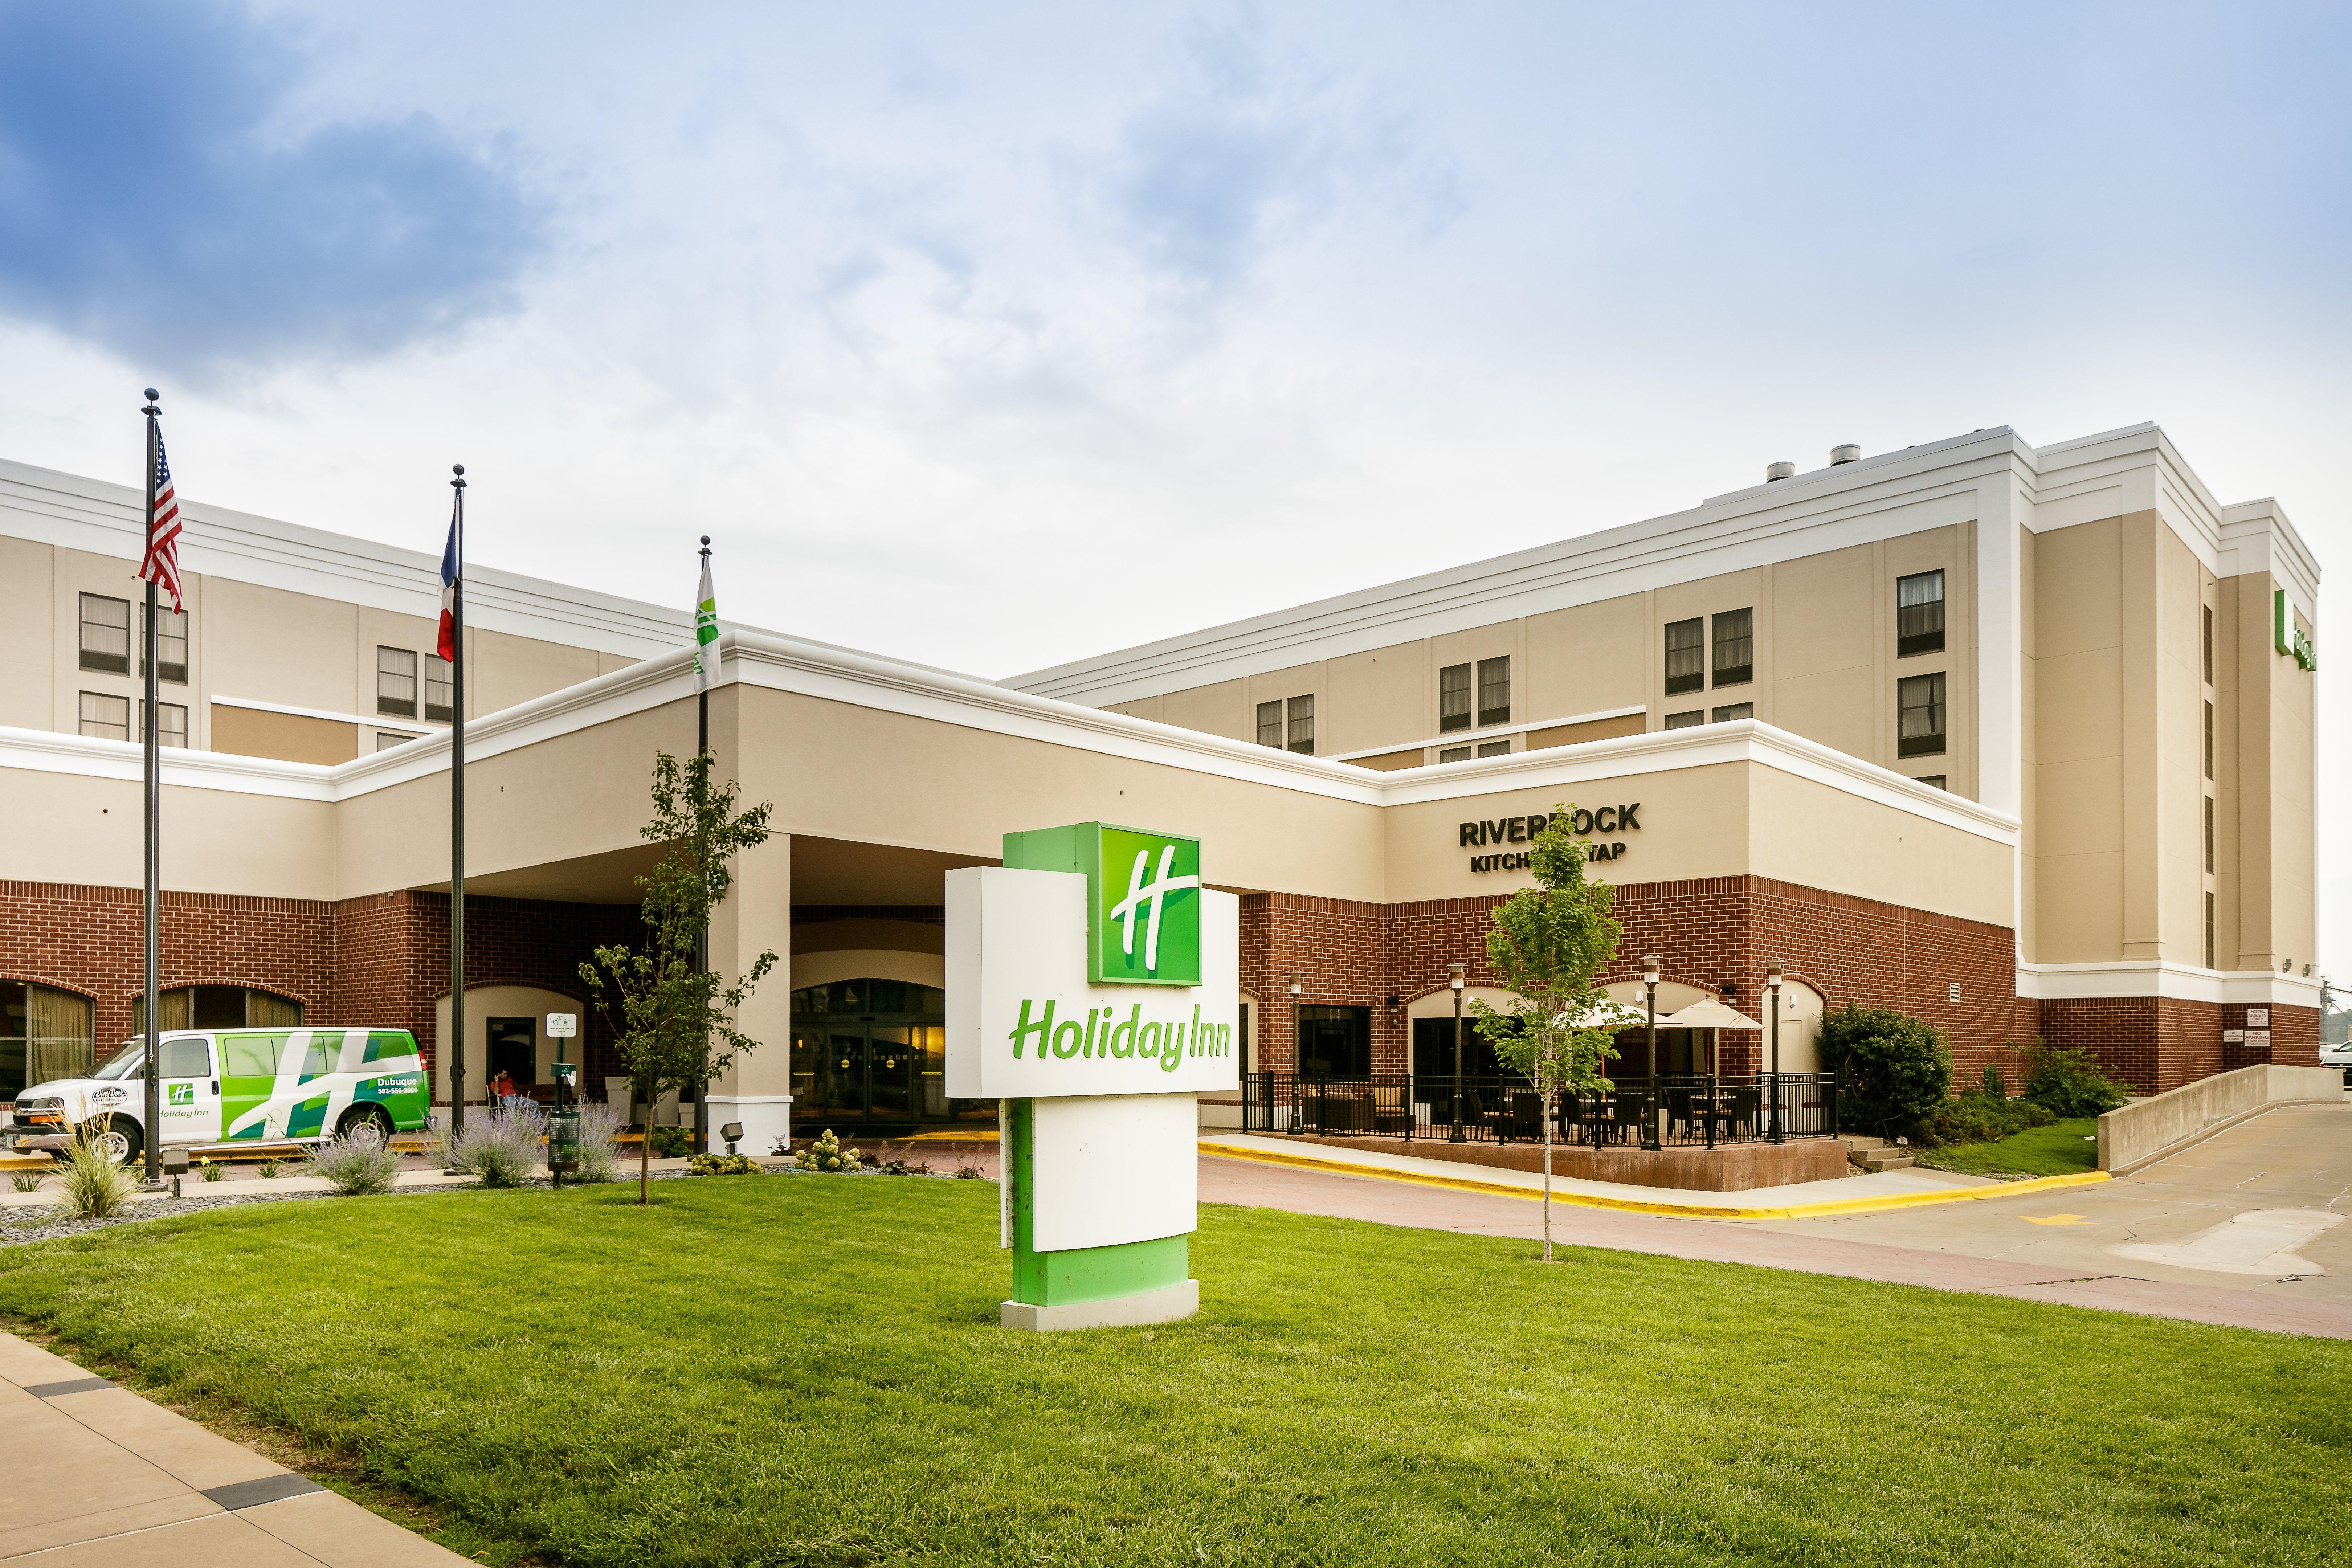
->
1094, 527, 1976, 793
2030, 515, 2126, 962
0, 767, 335, 899
0, 536, 660, 764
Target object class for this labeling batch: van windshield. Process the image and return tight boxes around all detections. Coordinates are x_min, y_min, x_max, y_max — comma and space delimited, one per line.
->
91, 1045, 146, 1082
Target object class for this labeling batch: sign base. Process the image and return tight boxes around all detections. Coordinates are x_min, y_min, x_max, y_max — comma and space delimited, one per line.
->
1000, 1279, 1199, 1333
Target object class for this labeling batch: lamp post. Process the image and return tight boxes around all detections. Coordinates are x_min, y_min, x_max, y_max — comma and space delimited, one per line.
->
1287, 973, 1304, 1135
1448, 962, 1466, 1143
1766, 959, 1784, 1143
1642, 953, 1661, 1150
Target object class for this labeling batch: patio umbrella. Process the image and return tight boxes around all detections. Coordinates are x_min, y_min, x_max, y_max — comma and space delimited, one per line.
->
1655, 997, 1764, 1077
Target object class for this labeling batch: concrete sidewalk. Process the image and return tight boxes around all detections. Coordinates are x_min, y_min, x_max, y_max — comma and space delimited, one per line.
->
1195, 1131, 2108, 1217
0, 1330, 464, 1565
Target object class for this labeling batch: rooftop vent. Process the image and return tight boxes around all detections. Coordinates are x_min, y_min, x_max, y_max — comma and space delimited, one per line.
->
1765, 461, 1795, 482
1830, 444, 1861, 465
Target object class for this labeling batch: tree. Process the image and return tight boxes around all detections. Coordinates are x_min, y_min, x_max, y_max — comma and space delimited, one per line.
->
1469, 802, 1635, 1263
580, 751, 778, 1204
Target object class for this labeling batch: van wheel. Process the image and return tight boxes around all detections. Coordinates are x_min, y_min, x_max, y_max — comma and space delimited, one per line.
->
88, 1115, 141, 1165
336, 1105, 394, 1146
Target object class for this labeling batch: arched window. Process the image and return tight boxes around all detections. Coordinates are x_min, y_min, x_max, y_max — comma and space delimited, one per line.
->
2, 981, 97, 1095
131, 985, 304, 1037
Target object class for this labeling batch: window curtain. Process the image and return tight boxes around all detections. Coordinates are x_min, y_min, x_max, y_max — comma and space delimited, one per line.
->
129, 988, 195, 1038
26, 985, 95, 1084
247, 990, 304, 1028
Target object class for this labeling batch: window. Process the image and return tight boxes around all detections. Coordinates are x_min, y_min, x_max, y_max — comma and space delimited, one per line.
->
1476, 739, 1511, 758
1437, 746, 1472, 764
1897, 672, 1946, 757
1285, 694, 1315, 755
156, 1037, 210, 1079
425, 655, 454, 723
2203, 701, 2213, 779
2204, 795, 2214, 873
78, 691, 130, 742
1915, 775, 1947, 791
1296, 1004, 1370, 1078
1255, 700, 1284, 748
131, 985, 303, 1037
376, 731, 416, 752
1664, 709, 1703, 730
1, 980, 96, 1097
1712, 702, 1752, 723
2202, 604, 2214, 685
2204, 892, 2216, 970
1477, 656, 1511, 727
141, 603, 187, 683
1438, 663, 1472, 732
1711, 609, 1753, 687
78, 593, 131, 674
1898, 571, 1945, 656
377, 646, 418, 718
1664, 618, 1704, 694
142, 701, 187, 748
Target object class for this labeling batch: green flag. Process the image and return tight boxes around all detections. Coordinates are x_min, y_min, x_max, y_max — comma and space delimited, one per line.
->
693, 553, 716, 690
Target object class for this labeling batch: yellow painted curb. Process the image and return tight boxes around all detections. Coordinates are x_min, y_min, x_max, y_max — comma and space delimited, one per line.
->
1195, 1139, 2112, 1220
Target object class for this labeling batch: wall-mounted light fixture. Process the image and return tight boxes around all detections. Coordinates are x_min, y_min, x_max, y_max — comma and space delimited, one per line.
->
1288, 972, 1304, 997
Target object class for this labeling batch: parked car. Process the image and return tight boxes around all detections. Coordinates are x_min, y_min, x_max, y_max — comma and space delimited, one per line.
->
2320, 1039, 2352, 1089
3, 1028, 428, 1164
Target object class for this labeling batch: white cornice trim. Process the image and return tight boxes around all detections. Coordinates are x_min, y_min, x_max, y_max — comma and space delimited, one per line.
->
1322, 705, 1647, 763
0, 724, 335, 800
1004, 421, 2320, 709
212, 694, 443, 734
2017, 960, 2326, 1008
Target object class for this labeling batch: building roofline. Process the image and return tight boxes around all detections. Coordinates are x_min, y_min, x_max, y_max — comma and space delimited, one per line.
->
1003, 421, 2319, 705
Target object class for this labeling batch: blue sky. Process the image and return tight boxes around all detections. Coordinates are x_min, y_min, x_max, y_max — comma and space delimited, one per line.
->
2, 1, 2347, 976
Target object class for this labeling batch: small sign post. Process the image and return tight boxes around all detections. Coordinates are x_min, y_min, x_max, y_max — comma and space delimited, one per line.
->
546, 1013, 580, 1187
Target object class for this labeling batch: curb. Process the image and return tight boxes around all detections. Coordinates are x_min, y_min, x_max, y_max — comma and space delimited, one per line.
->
1196, 1138, 2112, 1220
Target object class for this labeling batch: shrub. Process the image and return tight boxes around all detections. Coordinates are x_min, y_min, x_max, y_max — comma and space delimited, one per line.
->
1821, 1004, 1952, 1138
258, 1159, 283, 1180
452, 1102, 544, 1188
10, 1171, 42, 1193
648, 1125, 689, 1159
197, 1155, 224, 1182
305, 1124, 402, 1195
59, 1131, 139, 1219
1922, 1089, 2055, 1148
1980, 1062, 2007, 1098
570, 1101, 625, 1183
2023, 1042, 2134, 1118
953, 1164, 986, 1180
794, 1129, 862, 1173
689, 1151, 762, 1176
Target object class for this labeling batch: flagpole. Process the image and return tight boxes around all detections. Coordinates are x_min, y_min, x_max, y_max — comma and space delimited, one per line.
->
140, 390, 163, 1188
447, 465, 467, 1160
693, 535, 711, 1159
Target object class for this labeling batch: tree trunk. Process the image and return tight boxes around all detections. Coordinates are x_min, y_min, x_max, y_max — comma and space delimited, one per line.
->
1542, 1085, 1555, 1263
639, 1113, 651, 1205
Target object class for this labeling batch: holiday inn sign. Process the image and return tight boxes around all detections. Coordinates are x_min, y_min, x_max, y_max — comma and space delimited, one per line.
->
946, 821, 1240, 1332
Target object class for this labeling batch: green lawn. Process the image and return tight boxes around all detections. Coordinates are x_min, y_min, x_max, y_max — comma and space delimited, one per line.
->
1917, 1117, 2104, 1177
3, 1179, 2347, 1568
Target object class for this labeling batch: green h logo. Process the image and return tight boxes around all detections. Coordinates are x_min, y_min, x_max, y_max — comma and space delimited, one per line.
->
1002, 821, 1204, 986
169, 1083, 193, 1106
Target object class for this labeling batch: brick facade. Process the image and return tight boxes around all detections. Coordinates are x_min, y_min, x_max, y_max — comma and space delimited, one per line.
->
1245, 874, 2039, 1091
4, 873, 2317, 1101
0, 879, 334, 1056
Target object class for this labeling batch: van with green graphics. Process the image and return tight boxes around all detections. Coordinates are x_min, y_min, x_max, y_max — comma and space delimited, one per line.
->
6, 1027, 429, 1164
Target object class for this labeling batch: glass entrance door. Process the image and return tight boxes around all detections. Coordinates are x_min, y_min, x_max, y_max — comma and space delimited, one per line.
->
788, 978, 973, 1129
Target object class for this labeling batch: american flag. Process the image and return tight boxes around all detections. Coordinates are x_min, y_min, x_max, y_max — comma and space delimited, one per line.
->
139, 428, 184, 613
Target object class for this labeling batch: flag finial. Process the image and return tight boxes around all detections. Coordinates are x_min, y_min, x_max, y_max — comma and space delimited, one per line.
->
451, 464, 465, 487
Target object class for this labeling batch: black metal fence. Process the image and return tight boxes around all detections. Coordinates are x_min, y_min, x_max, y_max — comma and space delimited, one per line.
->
1240, 1072, 1837, 1148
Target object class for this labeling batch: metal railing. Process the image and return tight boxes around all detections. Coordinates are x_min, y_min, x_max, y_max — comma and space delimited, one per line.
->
1240, 1072, 1837, 1148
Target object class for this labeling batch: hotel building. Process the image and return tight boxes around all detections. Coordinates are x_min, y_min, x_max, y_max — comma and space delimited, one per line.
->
0, 423, 2322, 1150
